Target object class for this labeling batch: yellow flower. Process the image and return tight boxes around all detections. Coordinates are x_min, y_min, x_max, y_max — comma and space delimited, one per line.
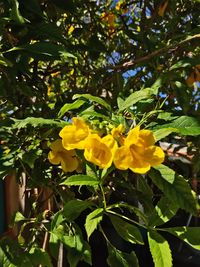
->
59, 117, 90, 150
48, 139, 79, 172
84, 134, 117, 169
68, 25, 74, 35
111, 124, 125, 145
114, 126, 165, 174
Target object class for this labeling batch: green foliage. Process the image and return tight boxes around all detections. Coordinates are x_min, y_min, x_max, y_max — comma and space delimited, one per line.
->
148, 230, 172, 267
108, 214, 144, 245
85, 208, 104, 239
107, 244, 139, 267
60, 174, 99, 186
1, 0, 200, 266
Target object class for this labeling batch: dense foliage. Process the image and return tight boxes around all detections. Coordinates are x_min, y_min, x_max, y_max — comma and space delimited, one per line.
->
1, 0, 200, 266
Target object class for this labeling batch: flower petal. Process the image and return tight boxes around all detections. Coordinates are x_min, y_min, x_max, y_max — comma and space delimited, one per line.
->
125, 126, 140, 147
59, 117, 90, 150
50, 139, 64, 152
113, 146, 132, 170
143, 146, 165, 166
138, 130, 156, 146
48, 151, 61, 165
60, 155, 79, 172
84, 134, 112, 169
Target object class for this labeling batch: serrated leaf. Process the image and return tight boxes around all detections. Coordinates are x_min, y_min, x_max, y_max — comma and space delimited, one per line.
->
162, 227, 200, 250
63, 199, 92, 221
58, 100, 86, 118
156, 116, 200, 136
148, 230, 172, 267
12, 117, 64, 129
109, 214, 144, 245
107, 245, 139, 267
119, 88, 155, 111
5, 42, 74, 61
28, 247, 53, 267
149, 196, 179, 226
153, 165, 176, 184
149, 168, 197, 214
85, 208, 103, 239
60, 175, 99, 187
72, 94, 111, 111
153, 127, 177, 141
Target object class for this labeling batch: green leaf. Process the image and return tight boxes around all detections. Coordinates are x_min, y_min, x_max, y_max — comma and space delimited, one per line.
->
13, 211, 26, 223
12, 117, 64, 129
22, 149, 42, 168
49, 233, 60, 259
63, 199, 92, 221
52, 225, 83, 250
153, 165, 176, 184
58, 100, 86, 118
153, 127, 177, 141
108, 203, 148, 224
117, 97, 125, 111
0, 54, 13, 67
137, 175, 154, 215
5, 42, 74, 61
108, 214, 144, 245
60, 175, 99, 187
148, 196, 179, 226
82, 241, 92, 266
28, 247, 53, 267
156, 116, 200, 136
107, 245, 139, 267
149, 168, 197, 214
10, 0, 25, 25
0, 238, 33, 267
85, 208, 103, 239
73, 94, 111, 111
170, 58, 200, 70
148, 230, 172, 267
119, 88, 155, 111
162, 227, 200, 250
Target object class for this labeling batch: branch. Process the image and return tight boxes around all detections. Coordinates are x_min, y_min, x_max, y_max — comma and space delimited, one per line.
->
110, 33, 200, 71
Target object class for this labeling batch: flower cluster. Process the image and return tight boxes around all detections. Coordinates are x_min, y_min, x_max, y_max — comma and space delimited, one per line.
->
48, 117, 165, 174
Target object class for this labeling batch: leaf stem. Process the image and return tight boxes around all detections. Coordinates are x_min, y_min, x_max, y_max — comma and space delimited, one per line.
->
99, 184, 107, 209
106, 209, 147, 230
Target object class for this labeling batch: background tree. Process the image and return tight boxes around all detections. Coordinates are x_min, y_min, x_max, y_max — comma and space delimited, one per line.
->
0, 0, 200, 266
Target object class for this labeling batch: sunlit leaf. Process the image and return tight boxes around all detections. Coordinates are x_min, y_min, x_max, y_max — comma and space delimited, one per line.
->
149, 168, 197, 214
85, 208, 103, 239
107, 244, 139, 267
162, 226, 200, 250
60, 175, 99, 187
148, 230, 172, 267
108, 214, 144, 245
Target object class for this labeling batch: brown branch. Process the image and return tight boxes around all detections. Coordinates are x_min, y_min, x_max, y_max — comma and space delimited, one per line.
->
110, 33, 200, 71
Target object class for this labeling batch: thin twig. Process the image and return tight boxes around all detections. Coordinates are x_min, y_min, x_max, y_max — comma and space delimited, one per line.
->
108, 33, 200, 71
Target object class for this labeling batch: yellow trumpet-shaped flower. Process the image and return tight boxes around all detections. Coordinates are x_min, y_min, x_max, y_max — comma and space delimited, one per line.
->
111, 124, 125, 145
84, 134, 117, 169
59, 117, 90, 150
114, 126, 165, 174
48, 139, 79, 172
